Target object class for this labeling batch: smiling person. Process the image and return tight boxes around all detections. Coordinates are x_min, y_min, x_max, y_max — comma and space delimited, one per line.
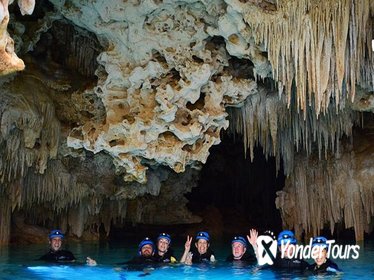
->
307, 236, 341, 274
40, 229, 96, 265
153, 233, 177, 263
180, 231, 215, 265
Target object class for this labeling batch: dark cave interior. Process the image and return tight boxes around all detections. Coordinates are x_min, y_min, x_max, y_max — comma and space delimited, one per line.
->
186, 134, 285, 235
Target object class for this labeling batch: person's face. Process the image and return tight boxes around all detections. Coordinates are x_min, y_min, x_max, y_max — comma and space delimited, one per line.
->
313, 248, 327, 266
141, 244, 154, 257
232, 242, 246, 259
195, 239, 209, 255
50, 237, 62, 251
157, 238, 170, 254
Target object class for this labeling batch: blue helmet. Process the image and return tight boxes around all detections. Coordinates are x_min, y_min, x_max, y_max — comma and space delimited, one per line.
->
277, 230, 297, 246
196, 231, 210, 242
232, 236, 247, 247
312, 236, 328, 249
138, 237, 155, 255
48, 229, 64, 239
157, 233, 171, 244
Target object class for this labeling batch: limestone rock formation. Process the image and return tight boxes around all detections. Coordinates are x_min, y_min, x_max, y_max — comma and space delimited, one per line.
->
276, 128, 374, 241
44, 0, 373, 184
351, 87, 374, 112
0, 0, 373, 243
0, 73, 60, 243
55, 0, 257, 183
227, 88, 359, 175
0, 0, 36, 75
223, 0, 374, 115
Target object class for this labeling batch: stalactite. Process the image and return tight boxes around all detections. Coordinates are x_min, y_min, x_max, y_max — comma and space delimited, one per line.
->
229, 87, 373, 240
227, 0, 374, 116
0, 81, 60, 185
13, 161, 88, 212
4, 151, 199, 240
276, 138, 374, 241
227, 88, 359, 175
0, 72, 200, 242
51, 21, 101, 77
0, 76, 60, 244
8, 158, 127, 238
0, 0, 371, 244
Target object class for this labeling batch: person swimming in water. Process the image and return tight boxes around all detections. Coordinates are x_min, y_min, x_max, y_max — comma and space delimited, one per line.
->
180, 231, 216, 265
152, 233, 177, 263
249, 229, 309, 270
125, 237, 156, 265
272, 230, 309, 270
39, 229, 96, 265
226, 236, 256, 265
307, 236, 341, 274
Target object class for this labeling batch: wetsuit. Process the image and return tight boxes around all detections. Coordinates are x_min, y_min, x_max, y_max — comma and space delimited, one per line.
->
226, 253, 257, 265
125, 255, 155, 265
153, 249, 177, 263
273, 256, 309, 270
307, 258, 340, 274
39, 249, 76, 263
121, 255, 156, 274
191, 248, 215, 264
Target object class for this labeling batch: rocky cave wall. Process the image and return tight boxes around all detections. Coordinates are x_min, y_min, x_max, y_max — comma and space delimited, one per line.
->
0, 0, 373, 243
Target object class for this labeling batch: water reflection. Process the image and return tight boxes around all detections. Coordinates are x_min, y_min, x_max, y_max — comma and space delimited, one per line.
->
0, 241, 373, 279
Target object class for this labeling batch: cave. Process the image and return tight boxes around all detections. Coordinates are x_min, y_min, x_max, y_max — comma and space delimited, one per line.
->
0, 0, 373, 278
186, 137, 284, 235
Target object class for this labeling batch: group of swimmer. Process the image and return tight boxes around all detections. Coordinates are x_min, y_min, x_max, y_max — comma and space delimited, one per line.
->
40, 228, 341, 275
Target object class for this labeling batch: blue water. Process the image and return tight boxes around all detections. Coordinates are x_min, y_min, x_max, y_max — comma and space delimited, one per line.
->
0, 240, 373, 279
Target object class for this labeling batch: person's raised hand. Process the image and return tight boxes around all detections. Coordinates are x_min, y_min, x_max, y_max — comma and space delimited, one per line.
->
86, 256, 97, 266
247, 229, 258, 247
184, 235, 192, 251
